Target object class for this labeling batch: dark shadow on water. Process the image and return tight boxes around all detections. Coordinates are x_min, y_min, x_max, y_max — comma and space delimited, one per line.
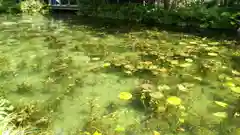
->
45, 10, 240, 41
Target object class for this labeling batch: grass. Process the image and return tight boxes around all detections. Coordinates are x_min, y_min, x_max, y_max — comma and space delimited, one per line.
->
0, 14, 240, 135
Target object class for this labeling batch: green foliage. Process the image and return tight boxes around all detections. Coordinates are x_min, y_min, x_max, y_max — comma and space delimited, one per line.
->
77, 3, 239, 29
19, 0, 47, 14
0, 0, 20, 13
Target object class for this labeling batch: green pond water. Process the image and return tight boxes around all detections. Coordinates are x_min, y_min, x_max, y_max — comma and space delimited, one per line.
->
1, 14, 240, 135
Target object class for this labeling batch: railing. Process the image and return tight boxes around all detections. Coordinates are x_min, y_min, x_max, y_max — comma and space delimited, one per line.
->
48, 0, 79, 10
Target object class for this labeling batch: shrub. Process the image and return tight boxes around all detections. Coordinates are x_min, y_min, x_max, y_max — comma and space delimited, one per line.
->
19, 0, 47, 14
77, 3, 239, 30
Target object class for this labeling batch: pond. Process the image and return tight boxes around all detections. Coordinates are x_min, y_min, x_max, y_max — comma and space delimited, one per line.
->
0, 13, 240, 135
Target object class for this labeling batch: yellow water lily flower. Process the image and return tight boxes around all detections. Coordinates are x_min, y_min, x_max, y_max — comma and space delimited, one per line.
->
118, 92, 132, 100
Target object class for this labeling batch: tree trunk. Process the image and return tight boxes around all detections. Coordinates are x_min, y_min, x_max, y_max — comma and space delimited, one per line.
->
164, 0, 169, 10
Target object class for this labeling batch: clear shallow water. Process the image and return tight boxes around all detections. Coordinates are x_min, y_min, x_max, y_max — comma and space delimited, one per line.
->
0, 14, 240, 135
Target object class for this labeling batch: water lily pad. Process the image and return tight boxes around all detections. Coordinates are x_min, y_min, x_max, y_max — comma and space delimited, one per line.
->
93, 131, 102, 135
213, 112, 227, 118
170, 60, 179, 65
189, 41, 197, 45
179, 105, 186, 111
102, 63, 111, 67
177, 84, 187, 92
208, 42, 219, 45
232, 70, 240, 75
149, 65, 158, 69
179, 42, 187, 45
118, 92, 132, 100
207, 52, 218, 56
92, 57, 100, 61
150, 91, 164, 99
124, 64, 134, 70
185, 58, 193, 62
157, 84, 170, 91
153, 131, 160, 135
157, 106, 166, 112
179, 118, 185, 123
166, 96, 182, 106
194, 76, 202, 81
124, 70, 132, 75
214, 101, 228, 108
224, 82, 235, 87
179, 63, 192, 67
141, 84, 154, 91
230, 87, 240, 94
200, 44, 208, 47
157, 68, 168, 72
114, 125, 125, 132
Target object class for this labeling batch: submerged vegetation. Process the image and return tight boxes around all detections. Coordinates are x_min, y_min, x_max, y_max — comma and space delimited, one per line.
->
0, 14, 240, 134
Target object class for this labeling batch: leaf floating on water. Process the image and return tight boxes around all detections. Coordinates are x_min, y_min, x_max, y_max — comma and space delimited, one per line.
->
118, 92, 132, 100
226, 76, 233, 81
124, 70, 132, 75
193, 76, 202, 81
124, 64, 134, 70
230, 87, 240, 94
166, 96, 182, 106
224, 82, 235, 87
200, 44, 208, 47
83, 132, 91, 135
179, 63, 192, 68
6, 105, 14, 111
179, 105, 186, 111
114, 125, 125, 132
234, 112, 240, 117
157, 106, 166, 112
185, 58, 193, 63
92, 57, 100, 61
150, 91, 164, 99
177, 127, 185, 132
93, 131, 102, 135
141, 83, 154, 91
153, 130, 160, 135
179, 42, 187, 45
214, 101, 228, 108
170, 60, 179, 65
179, 118, 185, 123
157, 68, 168, 72
213, 112, 227, 118
208, 42, 219, 45
177, 84, 187, 92
189, 41, 197, 45
102, 63, 111, 67
149, 65, 158, 70
232, 70, 240, 75
158, 84, 170, 91
207, 52, 218, 56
